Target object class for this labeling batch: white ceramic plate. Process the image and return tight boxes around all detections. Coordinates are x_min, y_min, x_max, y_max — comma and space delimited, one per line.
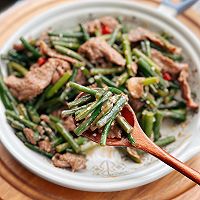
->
0, 0, 200, 192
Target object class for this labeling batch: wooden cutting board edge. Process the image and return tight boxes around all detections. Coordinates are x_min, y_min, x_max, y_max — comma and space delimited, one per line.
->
0, 0, 200, 200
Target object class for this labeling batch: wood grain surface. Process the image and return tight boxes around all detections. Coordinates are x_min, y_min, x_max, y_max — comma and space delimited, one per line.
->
0, 0, 200, 200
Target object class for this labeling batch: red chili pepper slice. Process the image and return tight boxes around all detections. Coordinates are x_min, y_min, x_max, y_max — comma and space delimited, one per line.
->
101, 24, 111, 35
163, 72, 172, 81
37, 57, 47, 66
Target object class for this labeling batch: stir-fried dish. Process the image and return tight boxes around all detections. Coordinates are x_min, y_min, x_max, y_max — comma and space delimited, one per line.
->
0, 16, 198, 172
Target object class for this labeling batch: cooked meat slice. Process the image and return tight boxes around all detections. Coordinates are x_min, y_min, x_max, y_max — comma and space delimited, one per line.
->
75, 69, 87, 85
85, 16, 119, 34
128, 27, 181, 54
62, 115, 76, 132
78, 37, 125, 66
129, 98, 144, 112
31, 57, 71, 84
39, 41, 77, 64
151, 49, 186, 75
51, 59, 71, 84
5, 58, 57, 101
51, 109, 76, 131
13, 43, 24, 51
131, 62, 138, 75
178, 69, 198, 110
107, 123, 122, 139
40, 114, 50, 123
23, 128, 36, 145
126, 77, 145, 99
30, 63, 40, 70
89, 83, 97, 89
52, 153, 86, 171
38, 137, 51, 152
37, 125, 45, 135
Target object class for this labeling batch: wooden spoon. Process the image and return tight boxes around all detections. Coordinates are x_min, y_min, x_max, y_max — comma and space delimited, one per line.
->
83, 104, 200, 184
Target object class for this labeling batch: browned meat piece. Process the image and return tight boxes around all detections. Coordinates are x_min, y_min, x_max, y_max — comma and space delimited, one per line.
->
40, 114, 50, 123
38, 137, 52, 152
107, 123, 122, 139
30, 63, 40, 70
40, 57, 71, 83
151, 49, 186, 75
5, 58, 57, 101
62, 115, 76, 132
128, 27, 181, 54
85, 16, 119, 34
23, 128, 36, 145
52, 153, 86, 172
5, 58, 71, 101
39, 41, 77, 64
78, 38, 125, 66
13, 43, 24, 51
30, 57, 71, 84
151, 50, 196, 109
51, 109, 76, 131
51, 59, 71, 84
178, 69, 198, 110
126, 77, 145, 99
89, 83, 97, 89
37, 125, 45, 135
75, 69, 87, 85
131, 62, 138, 75
129, 98, 144, 112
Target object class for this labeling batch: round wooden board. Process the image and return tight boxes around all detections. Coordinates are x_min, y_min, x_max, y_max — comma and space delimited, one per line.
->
0, 0, 200, 199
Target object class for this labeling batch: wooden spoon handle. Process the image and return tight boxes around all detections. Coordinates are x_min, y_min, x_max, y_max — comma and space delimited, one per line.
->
137, 140, 200, 185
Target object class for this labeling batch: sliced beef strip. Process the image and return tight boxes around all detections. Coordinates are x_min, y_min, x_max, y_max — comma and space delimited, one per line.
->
5, 58, 71, 101
51, 59, 71, 84
30, 63, 40, 70
37, 125, 45, 135
78, 37, 125, 66
131, 62, 138, 75
13, 43, 25, 51
39, 41, 77, 64
52, 153, 86, 171
40, 114, 50, 123
126, 77, 145, 99
150, 50, 198, 109
85, 16, 119, 34
51, 109, 76, 132
128, 27, 181, 54
38, 137, 52, 153
151, 49, 187, 75
29, 50, 72, 84
75, 69, 87, 85
178, 69, 198, 110
5, 58, 57, 101
62, 115, 76, 132
23, 128, 36, 145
